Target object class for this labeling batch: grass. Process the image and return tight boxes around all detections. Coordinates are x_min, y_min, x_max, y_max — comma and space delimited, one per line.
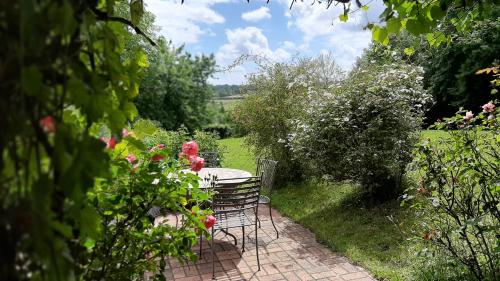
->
217, 130, 451, 281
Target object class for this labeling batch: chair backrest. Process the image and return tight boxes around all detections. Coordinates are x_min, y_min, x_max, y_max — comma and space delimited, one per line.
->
200, 151, 220, 168
212, 176, 261, 215
256, 159, 278, 192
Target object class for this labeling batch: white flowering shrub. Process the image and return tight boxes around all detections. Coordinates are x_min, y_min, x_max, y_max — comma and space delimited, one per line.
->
290, 63, 432, 200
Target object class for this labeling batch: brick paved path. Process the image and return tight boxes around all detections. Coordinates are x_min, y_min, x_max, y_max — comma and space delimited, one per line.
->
161, 206, 376, 281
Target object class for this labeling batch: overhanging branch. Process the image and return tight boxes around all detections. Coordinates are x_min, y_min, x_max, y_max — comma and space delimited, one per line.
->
92, 8, 157, 47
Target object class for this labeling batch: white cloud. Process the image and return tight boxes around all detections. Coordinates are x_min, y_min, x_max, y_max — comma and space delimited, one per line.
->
241, 7, 272, 22
213, 27, 291, 84
145, 0, 227, 44
278, 0, 385, 70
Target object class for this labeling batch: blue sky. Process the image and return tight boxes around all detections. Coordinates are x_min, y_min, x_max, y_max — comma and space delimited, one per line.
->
145, 0, 385, 84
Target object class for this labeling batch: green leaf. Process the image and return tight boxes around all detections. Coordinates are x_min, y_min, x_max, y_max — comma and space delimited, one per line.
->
406, 18, 427, 35
430, 5, 446, 20
404, 47, 415, 56
372, 26, 389, 45
21, 66, 43, 96
137, 51, 148, 68
83, 237, 96, 250
386, 18, 401, 33
339, 13, 348, 22
130, 0, 144, 26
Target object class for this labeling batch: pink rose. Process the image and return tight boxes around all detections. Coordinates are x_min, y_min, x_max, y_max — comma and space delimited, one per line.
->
203, 215, 216, 229
122, 128, 132, 137
482, 102, 495, 113
190, 156, 204, 172
464, 111, 474, 121
100, 136, 117, 149
182, 141, 199, 157
39, 116, 55, 133
125, 154, 137, 164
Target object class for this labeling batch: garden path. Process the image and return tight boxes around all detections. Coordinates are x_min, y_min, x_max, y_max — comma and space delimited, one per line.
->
154, 206, 376, 281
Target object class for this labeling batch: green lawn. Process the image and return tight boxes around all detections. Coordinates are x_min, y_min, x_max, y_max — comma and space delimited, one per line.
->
217, 130, 450, 281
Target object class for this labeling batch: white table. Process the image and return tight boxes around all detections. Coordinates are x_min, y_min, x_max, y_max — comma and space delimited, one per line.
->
183, 167, 252, 188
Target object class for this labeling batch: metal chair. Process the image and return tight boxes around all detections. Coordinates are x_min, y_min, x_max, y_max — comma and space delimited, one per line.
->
209, 176, 262, 279
200, 151, 221, 168
256, 159, 279, 238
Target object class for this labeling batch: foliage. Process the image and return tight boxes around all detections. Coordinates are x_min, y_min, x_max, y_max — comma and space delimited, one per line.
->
135, 40, 216, 132
85, 128, 210, 280
289, 63, 431, 200
0, 1, 214, 280
311, 0, 500, 46
422, 17, 500, 122
233, 54, 344, 184
133, 119, 225, 161
409, 101, 499, 281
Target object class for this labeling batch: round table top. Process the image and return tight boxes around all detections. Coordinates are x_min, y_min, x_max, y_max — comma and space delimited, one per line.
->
182, 167, 252, 188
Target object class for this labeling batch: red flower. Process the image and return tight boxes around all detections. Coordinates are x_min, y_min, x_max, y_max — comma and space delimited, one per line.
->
39, 116, 55, 133
203, 215, 216, 229
190, 156, 204, 172
151, 154, 165, 161
100, 136, 117, 149
182, 141, 199, 157
122, 128, 132, 137
125, 154, 137, 164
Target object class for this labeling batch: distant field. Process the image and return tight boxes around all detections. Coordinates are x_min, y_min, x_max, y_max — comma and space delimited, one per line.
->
212, 97, 243, 110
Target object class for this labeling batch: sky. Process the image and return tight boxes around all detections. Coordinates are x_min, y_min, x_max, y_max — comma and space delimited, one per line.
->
144, 0, 385, 85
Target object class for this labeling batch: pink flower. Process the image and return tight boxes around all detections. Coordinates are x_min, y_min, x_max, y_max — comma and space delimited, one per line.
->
464, 111, 474, 121
203, 215, 216, 229
182, 141, 199, 157
100, 136, 117, 149
190, 156, 204, 172
482, 102, 496, 113
122, 128, 132, 137
125, 154, 137, 164
39, 116, 55, 133
151, 154, 165, 162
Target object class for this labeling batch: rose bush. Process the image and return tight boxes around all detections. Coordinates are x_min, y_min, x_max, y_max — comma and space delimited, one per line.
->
409, 101, 499, 281
84, 127, 211, 280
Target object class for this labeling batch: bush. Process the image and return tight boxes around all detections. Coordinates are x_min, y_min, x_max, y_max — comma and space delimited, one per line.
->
233, 54, 344, 184
133, 119, 225, 160
409, 101, 499, 281
85, 123, 212, 280
290, 63, 431, 200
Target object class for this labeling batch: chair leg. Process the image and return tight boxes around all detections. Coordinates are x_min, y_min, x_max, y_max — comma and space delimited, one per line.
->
199, 234, 203, 258
268, 202, 279, 239
242, 226, 245, 252
255, 221, 260, 271
211, 227, 215, 280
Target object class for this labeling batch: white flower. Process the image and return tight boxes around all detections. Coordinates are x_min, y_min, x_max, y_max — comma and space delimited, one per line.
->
152, 178, 160, 185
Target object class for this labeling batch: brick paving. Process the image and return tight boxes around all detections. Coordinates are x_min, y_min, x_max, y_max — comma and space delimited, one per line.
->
156, 206, 376, 281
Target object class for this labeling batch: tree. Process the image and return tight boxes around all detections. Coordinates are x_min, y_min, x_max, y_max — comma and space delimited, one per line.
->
135, 40, 216, 132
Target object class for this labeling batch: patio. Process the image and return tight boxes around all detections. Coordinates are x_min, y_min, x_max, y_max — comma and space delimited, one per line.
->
153, 205, 376, 281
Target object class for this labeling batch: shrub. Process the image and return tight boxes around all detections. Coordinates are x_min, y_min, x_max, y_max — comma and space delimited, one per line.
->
133, 119, 225, 160
85, 126, 212, 280
409, 101, 499, 281
233, 54, 344, 184
290, 63, 431, 200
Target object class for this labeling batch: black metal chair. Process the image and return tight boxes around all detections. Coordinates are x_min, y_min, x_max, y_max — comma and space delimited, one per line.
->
209, 176, 262, 279
200, 151, 221, 168
255, 159, 279, 238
